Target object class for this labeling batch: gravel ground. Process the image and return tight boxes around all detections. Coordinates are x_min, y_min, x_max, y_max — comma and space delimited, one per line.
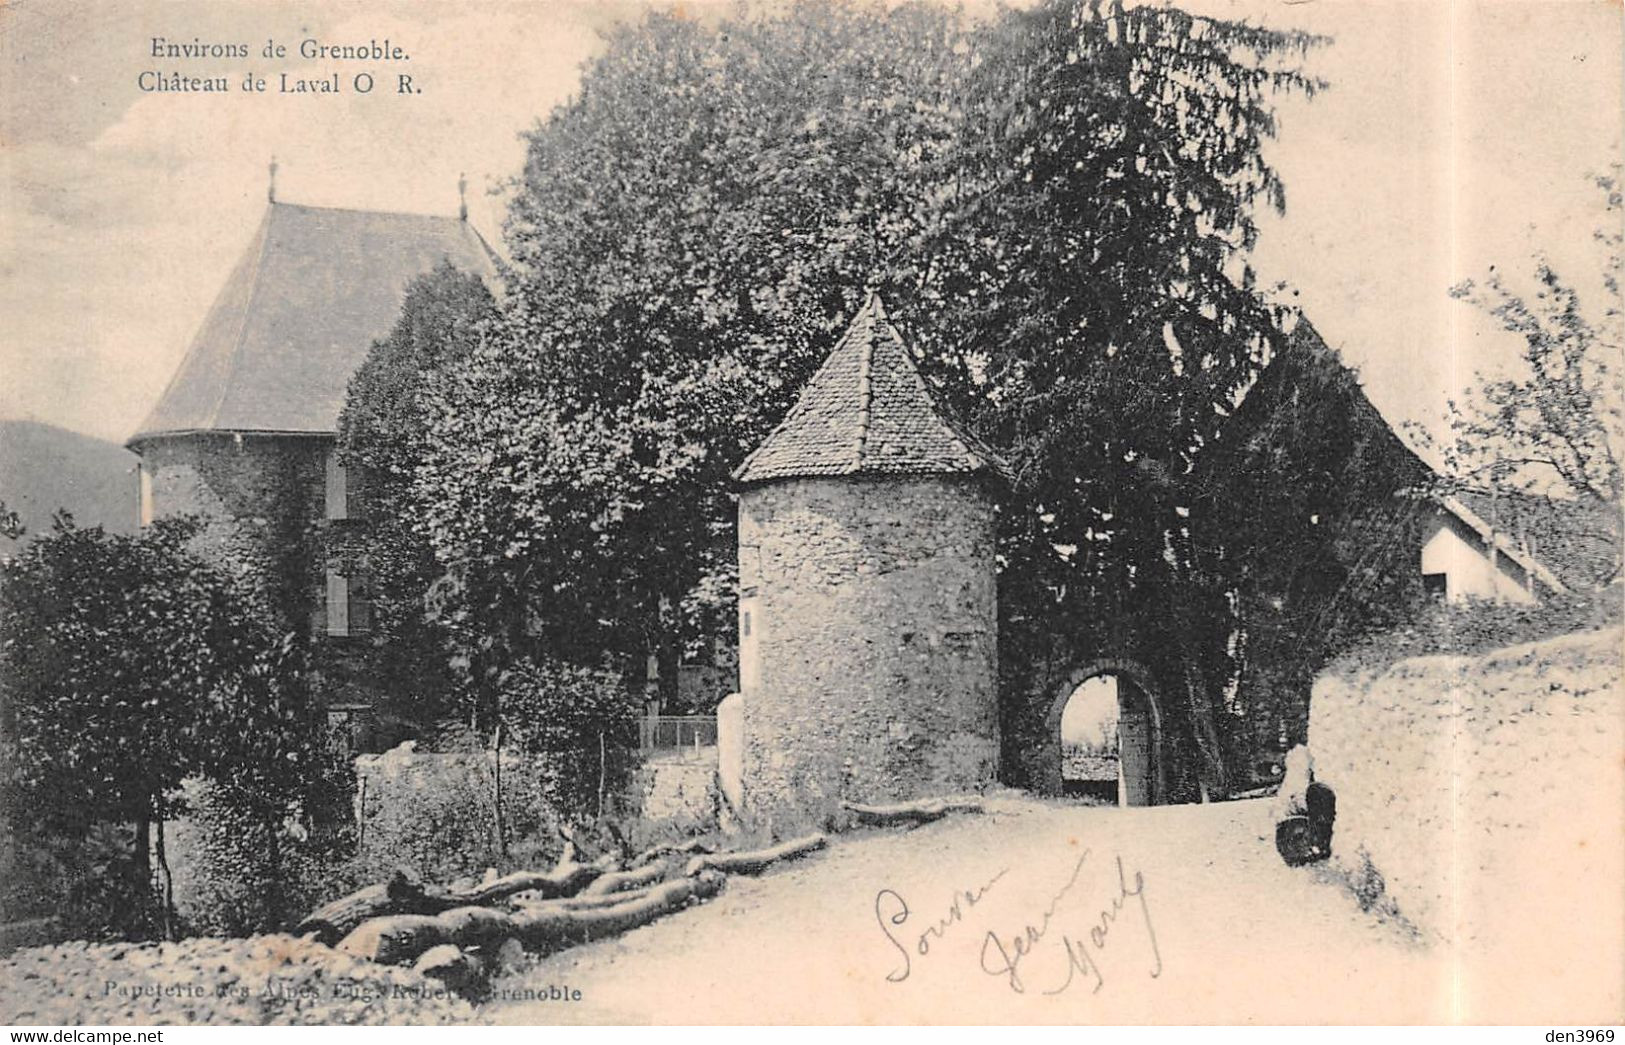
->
0, 934, 474, 1025
485, 794, 1446, 1024
8, 772, 1613, 1025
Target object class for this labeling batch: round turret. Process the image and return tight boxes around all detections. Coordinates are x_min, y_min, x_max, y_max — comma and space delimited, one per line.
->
729, 294, 1006, 828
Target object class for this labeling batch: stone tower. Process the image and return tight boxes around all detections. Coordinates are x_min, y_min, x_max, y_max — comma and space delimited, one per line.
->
729, 293, 1006, 829
127, 198, 497, 731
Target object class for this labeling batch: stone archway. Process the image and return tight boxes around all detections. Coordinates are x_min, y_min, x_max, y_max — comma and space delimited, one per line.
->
1044, 658, 1168, 806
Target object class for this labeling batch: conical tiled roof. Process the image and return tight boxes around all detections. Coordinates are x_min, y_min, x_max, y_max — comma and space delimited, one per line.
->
734, 294, 1007, 485
130, 202, 498, 444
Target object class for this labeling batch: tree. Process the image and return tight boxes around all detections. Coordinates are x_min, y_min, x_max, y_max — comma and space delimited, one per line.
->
1444, 169, 1623, 582
419, 0, 985, 708
1189, 323, 1439, 771
497, 658, 640, 822
922, 0, 1323, 795
337, 263, 501, 734
402, 0, 1322, 796
0, 515, 324, 937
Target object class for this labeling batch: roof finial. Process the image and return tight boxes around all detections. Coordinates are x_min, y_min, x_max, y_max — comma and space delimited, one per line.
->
267, 156, 278, 203
458, 172, 468, 221
860, 271, 886, 317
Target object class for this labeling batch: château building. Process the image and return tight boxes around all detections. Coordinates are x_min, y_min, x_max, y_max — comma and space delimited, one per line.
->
127, 187, 497, 736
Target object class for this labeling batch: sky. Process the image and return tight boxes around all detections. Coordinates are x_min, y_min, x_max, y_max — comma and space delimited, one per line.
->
1, 0, 1619, 447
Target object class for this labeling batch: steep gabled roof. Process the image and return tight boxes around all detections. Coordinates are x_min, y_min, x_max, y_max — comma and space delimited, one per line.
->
1203, 316, 1436, 482
130, 202, 498, 444
1452, 488, 1617, 591
733, 293, 1008, 485
1206, 315, 1578, 590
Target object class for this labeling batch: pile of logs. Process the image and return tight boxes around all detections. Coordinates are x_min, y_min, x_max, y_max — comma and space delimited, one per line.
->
295, 832, 827, 991
294, 795, 984, 994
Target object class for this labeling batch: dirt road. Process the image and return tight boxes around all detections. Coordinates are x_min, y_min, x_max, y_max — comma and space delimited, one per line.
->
487, 795, 1453, 1024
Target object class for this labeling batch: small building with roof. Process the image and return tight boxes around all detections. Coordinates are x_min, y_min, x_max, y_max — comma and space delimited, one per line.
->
1205, 316, 1575, 607
726, 293, 1008, 828
127, 186, 497, 730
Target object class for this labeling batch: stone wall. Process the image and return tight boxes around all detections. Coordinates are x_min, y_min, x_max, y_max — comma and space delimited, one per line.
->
736, 475, 999, 830
630, 753, 718, 829
136, 432, 383, 712
1308, 628, 1623, 958
136, 433, 328, 626
138, 432, 325, 550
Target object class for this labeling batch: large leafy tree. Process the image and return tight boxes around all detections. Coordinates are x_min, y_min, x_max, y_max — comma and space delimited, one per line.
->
0, 515, 323, 936
420, 1, 983, 708
405, 0, 1322, 793
919, 0, 1322, 793
1444, 169, 1622, 583
337, 262, 501, 734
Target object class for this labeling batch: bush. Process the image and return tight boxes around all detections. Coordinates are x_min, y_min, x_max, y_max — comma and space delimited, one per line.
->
498, 658, 640, 819
0, 514, 326, 939
171, 786, 359, 940
175, 660, 644, 927
172, 777, 360, 938
1327, 583, 1622, 679
345, 739, 569, 891
1, 819, 155, 941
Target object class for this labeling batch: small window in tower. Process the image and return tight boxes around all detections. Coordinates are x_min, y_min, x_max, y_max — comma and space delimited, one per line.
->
138, 464, 154, 527
348, 574, 372, 636
739, 594, 761, 693
326, 570, 350, 636
325, 451, 349, 521
1422, 572, 1448, 601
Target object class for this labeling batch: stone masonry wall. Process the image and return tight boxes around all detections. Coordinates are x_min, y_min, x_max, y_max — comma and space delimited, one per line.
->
631, 754, 719, 829
737, 475, 999, 831
1308, 628, 1622, 965
137, 433, 328, 622
137, 433, 382, 711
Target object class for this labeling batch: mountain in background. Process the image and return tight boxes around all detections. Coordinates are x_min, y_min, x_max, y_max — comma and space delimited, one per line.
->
0, 420, 137, 553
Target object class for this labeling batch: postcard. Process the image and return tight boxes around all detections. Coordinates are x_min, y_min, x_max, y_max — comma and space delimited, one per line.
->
1, 0, 1620, 1028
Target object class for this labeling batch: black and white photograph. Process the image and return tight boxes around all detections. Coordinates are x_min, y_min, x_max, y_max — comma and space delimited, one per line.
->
0, 0, 1620, 1028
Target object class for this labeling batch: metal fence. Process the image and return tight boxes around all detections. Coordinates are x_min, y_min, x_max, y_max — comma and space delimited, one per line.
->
638, 715, 718, 754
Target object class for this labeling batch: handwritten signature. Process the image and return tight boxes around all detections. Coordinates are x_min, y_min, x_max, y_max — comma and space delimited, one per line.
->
874, 866, 1009, 983
978, 851, 1163, 996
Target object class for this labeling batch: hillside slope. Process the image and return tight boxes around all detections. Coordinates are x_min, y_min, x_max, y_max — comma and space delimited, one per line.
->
0, 420, 137, 552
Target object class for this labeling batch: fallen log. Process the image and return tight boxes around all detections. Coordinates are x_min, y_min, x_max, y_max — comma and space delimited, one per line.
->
630, 837, 716, 868
580, 860, 670, 897
684, 833, 826, 877
338, 871, 726, 965
294, 871, 442, 945
413, 943, 487, 994
338, 906, 515, 966
513, 884, 659, 912
514, 871, 725, 953
296, 842, 610, 944
840, 797, 984, 827
446, 858, 607, 907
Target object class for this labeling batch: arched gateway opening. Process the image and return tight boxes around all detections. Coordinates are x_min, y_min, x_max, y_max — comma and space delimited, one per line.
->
1046, 660, 1166, 806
